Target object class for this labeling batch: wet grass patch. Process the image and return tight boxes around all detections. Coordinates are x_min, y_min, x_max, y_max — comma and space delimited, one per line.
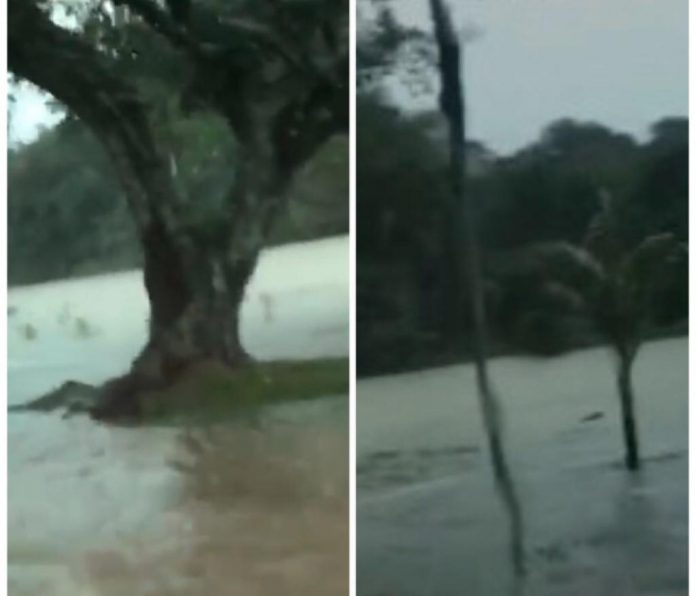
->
138, 357, 348, 424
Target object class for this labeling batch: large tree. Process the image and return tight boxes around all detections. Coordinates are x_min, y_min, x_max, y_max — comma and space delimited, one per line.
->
9, 0, 347, 414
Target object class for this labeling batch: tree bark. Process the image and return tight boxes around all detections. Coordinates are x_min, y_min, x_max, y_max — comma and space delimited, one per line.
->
430, 0, 526, 576
617, 346, 641, 470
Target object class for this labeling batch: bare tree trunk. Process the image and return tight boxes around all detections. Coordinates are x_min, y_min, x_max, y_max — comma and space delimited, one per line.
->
430, 0, 526, 576
137, 237, 257, 373
617, 346, 641, 470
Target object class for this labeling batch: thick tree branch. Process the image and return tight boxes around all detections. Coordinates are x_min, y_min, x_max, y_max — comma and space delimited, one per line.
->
113, 0, 202, 56
8, 0, 190, 248
116, 0, 307, 72
8, 0, 211, 357
272, 65, 348, 176
114, 0, 347, 183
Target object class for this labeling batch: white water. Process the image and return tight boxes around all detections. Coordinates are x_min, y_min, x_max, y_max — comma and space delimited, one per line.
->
8, 235, 348, 387
8, 236, 349, 595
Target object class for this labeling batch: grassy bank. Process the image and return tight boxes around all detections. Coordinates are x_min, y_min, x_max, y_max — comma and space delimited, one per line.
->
138, 357, 349, 424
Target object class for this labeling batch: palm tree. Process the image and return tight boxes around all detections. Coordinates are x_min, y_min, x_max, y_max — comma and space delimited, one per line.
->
532, 190, 686, 471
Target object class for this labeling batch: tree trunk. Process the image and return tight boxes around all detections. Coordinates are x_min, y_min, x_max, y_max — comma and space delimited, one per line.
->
617, 346, 641, 470
85, 211, 262, 420
9, 2, 260, 409
440, 205, 469, 343
137, 229, 257, 375
430, 0, 526, 576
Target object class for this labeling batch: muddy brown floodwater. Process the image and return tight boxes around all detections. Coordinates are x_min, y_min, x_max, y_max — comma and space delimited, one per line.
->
10, 401, 348, 596
80, 410, 349, 596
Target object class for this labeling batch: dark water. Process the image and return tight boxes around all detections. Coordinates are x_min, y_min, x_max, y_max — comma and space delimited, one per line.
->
357, 339, 688, 596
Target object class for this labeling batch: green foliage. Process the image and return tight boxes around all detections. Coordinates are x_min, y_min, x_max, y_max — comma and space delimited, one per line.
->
357, 93, 688, 371
9, 111, 347, 285
138, 357, 349, 424
357, 97, 447, 261
524, 194, 685, 355
8, 120, 140, 284
356, 97, 455, 371
278, 135, 349, 242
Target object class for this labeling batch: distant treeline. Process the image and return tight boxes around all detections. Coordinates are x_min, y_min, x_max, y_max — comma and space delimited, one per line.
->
358, 99, 687, 376
8, 114, 347, 286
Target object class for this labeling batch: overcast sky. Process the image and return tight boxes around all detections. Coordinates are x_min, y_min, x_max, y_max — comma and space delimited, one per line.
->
392, 0, 688, 153
10, 0, 689, 154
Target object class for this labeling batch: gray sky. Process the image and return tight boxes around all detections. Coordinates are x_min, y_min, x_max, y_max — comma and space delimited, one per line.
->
393, 0, 688, 154
10, 0, 688, 154
10, 85, 63, 145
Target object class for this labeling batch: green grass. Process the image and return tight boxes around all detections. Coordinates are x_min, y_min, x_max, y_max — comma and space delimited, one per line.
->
138, 357, 348, 424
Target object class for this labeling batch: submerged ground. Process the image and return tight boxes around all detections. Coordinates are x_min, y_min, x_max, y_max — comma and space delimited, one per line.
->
8, 236, 349, 595
358, 337, 688, 596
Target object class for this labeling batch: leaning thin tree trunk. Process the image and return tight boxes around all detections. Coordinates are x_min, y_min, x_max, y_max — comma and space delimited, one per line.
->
429, 0, 526, 576
616, 347, 641, 470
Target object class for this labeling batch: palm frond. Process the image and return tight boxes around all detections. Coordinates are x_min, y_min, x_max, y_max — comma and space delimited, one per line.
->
622, 232, 681, 282
619, 232, 686, 313
539, 281, 587, 312
530, 241, 605, 298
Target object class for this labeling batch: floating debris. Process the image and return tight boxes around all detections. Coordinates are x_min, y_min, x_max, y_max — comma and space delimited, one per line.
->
21, 323, 38, 341
57, 303, 71, 325
260, 293, 274, 323
581, 411, 605, 423
75, 317, 95, 338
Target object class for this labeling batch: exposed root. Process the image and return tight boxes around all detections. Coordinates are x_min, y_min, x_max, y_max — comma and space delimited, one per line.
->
11, 354, 247, 423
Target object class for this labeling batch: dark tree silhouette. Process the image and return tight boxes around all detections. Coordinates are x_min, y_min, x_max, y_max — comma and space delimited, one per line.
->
429, 0, 526, 576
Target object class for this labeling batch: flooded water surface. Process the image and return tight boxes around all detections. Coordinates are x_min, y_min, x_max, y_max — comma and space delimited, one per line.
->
357, 338, 688, 596
8, 237, 349, 595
